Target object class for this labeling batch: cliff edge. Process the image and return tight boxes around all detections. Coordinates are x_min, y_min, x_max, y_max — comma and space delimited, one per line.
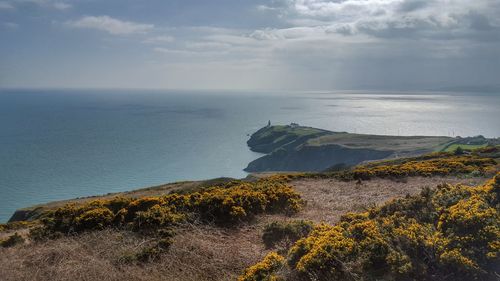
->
245, 124, 453, 172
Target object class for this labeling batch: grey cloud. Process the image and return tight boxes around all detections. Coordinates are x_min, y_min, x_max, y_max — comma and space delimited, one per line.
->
397, 0, 429, 12
466, 11, 494, 31
261, 0, 500, 42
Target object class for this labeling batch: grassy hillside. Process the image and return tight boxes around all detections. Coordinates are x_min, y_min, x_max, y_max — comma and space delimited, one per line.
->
245, 124, 455, 172
443, 143, 488, 152
240, 172, 500, 281
1, 148, 499, 281
7, 177, 240, 222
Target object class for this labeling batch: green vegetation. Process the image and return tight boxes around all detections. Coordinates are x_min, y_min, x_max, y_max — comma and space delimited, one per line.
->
348, 153, 497, 180
262, 220, 313, 249
246, 124, 500, 173
240, 172, 500, 281
7, 177, 242, 223
246, 124, 457, 172
263, 150, 498, 183
30, 180, 303, 238
21, 179, 303, 266
444, 143, 488, 152
246, 124, 329, 154
0, 221, 34, 232
238, 252, 285, 281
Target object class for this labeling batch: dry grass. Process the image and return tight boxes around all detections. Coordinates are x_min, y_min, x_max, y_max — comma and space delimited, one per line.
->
291, 176, 487, 224
0, 176, 488, 281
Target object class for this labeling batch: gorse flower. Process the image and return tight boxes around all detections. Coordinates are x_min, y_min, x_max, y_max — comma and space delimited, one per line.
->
238, 252, 285, 281
32, 179, 304, 236
243, 172, 500, 281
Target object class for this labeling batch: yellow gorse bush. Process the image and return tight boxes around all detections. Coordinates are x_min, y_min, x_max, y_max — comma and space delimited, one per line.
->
263, 153, 497, 183
238, 252, 285, 281
245, 172, 500, 281
351, 154, 497, 180
34, 179, 303, 236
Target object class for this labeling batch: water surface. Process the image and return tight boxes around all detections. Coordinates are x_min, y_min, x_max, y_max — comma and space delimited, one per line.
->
0, 89, 498, 222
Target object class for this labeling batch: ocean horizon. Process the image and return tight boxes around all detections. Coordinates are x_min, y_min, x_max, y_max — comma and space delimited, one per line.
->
1, 89, 499, 222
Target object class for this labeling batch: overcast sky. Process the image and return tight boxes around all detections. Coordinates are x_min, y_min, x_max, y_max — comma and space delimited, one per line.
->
1, 0, 499, 90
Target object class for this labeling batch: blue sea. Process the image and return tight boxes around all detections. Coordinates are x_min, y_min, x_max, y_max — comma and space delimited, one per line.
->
0, 89, 499, 222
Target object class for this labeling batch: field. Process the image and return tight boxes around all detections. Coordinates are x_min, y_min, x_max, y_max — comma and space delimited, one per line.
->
443, 143, 488, 152
307, 133, 451, 152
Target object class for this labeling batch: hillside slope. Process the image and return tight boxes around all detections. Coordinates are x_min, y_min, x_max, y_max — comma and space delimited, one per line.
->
245, 124, 453, 172
1, 149, 498, 281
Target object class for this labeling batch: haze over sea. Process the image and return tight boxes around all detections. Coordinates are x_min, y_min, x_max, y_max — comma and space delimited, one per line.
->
0, 89, 499, 222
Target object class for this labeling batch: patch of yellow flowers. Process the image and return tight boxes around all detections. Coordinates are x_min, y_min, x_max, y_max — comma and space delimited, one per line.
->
240, 172, 500, 281
34, 179, 303, 236
352, 154, 496, 179
238, 252, 285, 281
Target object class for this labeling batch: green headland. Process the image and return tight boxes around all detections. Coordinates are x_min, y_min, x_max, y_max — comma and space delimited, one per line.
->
245, 123, 499, 172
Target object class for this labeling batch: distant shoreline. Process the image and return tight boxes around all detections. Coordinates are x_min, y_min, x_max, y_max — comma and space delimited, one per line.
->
244, 123, 499, 173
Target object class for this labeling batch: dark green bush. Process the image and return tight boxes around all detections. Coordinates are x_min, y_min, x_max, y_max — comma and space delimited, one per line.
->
262, 220, 313, 248
454, 146, 465, 155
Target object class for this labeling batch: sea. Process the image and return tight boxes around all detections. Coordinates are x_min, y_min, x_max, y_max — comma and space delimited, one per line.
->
0, 89, 499, 222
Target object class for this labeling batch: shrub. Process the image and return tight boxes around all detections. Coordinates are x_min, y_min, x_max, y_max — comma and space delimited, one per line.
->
0, 221, 33, 232
32, 180, 303, 237
192, 181, 303, 224
349, 154, 496, 180
248, 172, 500, 281
454, 146, 465, 155
75, 207, 114, 231
238, 252, 285, 281
262, 220, 313, 248
133, 205, 184, 230
1, 232, 25, 248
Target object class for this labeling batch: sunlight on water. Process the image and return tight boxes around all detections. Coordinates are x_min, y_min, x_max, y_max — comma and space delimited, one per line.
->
0, 89, 498, 222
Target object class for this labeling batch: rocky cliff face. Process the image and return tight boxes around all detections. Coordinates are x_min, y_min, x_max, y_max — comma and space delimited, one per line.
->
245, 143, 393, 172
245, 125, 397, 172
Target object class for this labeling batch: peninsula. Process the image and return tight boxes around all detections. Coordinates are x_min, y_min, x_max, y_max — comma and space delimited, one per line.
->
245, 123, 498, 172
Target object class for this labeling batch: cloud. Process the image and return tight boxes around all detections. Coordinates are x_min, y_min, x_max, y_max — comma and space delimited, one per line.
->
397, 0, 429, 12
185, 41, 231, 50
4, 0, 500, 90
154, 46, 227, 57
67, 15, 154, 35
256, 5, 277, 11
262, 0, 500, 41
143, 35, 175, 44
52, 2, 70, 10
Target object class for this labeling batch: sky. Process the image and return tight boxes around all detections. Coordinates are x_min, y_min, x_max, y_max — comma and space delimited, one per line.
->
0, 0, 499, 90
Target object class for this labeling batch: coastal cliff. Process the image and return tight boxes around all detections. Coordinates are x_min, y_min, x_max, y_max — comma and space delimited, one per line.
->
245, 124, 453, 172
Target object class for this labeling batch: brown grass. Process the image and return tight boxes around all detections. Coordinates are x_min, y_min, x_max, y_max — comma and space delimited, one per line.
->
291, 176, 487, 224
0, 176, 488, 281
